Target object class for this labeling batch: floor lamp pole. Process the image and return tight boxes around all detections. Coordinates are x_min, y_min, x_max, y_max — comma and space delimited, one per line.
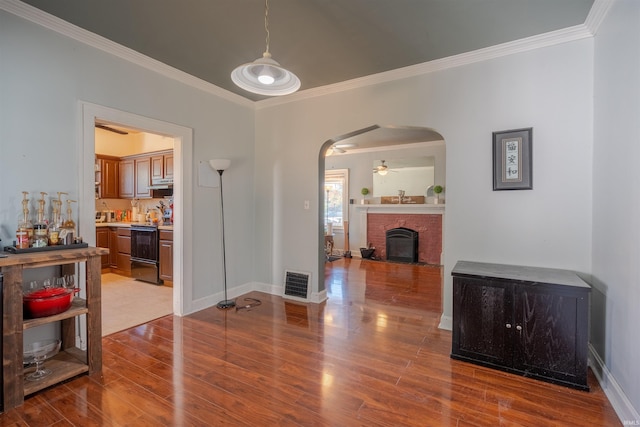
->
212, 161, 235, 310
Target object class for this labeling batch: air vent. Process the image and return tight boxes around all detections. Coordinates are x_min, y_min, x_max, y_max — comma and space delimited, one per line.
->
283, 270, 310, 302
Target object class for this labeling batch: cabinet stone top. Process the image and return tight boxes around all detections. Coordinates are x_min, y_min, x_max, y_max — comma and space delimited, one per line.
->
452, 260, 590, 289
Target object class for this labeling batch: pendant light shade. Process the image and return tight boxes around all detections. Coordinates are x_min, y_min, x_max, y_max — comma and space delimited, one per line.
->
231, 52, 300, 96
231, 0, 300, 96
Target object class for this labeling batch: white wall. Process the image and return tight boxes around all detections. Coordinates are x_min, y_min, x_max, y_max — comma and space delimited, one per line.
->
255, 38, 594, 323
0, 11, 255, 313
593, 0, 640, 420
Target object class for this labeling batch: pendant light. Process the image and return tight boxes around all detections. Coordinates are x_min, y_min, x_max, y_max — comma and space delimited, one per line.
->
231, 0, 300, 96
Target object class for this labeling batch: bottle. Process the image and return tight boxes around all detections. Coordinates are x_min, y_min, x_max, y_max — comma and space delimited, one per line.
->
60, 199, 77, 245
16, 191, 33, 249
48, 192, 66, 246
32, 192, 49, 248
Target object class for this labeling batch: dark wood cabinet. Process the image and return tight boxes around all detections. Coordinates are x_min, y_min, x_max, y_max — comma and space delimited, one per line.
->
96, 227, 131, 276
97, 155, 119, 199
96, 228, 110, 269
451, 261, 590, 391
135, 157, 151, 198
119, 159, 135, 199
164, 154, 174, 180
151, 155, 164, 182
159, 229, 173, 282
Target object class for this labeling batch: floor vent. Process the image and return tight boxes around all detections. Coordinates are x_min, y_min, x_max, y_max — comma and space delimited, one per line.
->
283, 270, 310, 302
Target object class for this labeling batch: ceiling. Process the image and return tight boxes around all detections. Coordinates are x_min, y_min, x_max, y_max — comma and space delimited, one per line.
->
19, 0, 595, 102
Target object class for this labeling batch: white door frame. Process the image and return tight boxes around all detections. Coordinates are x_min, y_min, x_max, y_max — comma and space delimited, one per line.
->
79, 101, 193, 316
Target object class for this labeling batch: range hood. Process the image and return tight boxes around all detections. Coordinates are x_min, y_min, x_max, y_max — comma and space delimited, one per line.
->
148, 178, 173, 190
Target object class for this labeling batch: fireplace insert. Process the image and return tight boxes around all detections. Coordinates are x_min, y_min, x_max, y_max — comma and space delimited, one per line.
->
386, 227, 419, 263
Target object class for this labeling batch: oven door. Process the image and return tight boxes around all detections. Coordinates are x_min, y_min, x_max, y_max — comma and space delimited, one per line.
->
131, 259, 161, 284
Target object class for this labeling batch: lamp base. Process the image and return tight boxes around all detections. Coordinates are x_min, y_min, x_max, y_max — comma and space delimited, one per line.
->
216, 299, 236, 310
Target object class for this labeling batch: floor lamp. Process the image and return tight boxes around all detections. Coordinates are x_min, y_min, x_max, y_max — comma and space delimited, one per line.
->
209, 159, 235, 309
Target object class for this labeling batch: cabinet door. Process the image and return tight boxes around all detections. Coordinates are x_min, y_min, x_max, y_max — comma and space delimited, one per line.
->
135, 157, 151, 198
151, 155, 164, 182
101, 158, 119, 199
159, 239, 173, 281
119, 159, 135, 199
164, 154, 174, 180
452, 277, 513, 367
96, 228, 110, 268
513, 283, 589, 387
108, 228, 118, 268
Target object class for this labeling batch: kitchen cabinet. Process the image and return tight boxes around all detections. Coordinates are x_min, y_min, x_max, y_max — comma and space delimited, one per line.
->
119, 159, 135, 199
135, 157, 151, 198
159, 229, 173, 282
164, 154, 174, 180
151, 151, 174, 183
95, 226, 131, 276
0, 247, 107, 410
451, 261, 590, 391
96, 228, 110, 269
96, 155, 119, 199
115, 227, 131, 274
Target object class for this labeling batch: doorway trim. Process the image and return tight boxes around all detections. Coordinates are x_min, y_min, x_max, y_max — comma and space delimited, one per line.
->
79, 101, 193, 316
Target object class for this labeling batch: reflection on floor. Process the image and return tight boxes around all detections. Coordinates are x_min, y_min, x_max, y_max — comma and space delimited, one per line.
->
101, 273, 173, 336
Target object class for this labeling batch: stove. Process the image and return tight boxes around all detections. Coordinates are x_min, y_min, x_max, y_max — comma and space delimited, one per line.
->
130, 225, 161, 284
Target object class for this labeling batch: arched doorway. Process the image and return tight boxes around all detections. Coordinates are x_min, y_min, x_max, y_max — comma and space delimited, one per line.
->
318, 124, 446, 297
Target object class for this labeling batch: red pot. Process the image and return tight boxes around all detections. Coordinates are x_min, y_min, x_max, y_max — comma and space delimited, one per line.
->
23, 288, 78, 318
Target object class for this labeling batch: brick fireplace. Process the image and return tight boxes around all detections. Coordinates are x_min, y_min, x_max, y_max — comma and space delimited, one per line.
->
365, 212, 442, 265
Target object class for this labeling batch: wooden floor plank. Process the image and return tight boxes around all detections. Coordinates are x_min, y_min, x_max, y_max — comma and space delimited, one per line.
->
1, 258, 621, 426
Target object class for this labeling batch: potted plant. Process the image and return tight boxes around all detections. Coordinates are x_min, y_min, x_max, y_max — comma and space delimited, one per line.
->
433, 185, 444, 204
360, 187, 370, 204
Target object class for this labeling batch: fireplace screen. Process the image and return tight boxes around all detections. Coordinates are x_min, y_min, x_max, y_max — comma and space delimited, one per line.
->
386, 227, 419, 263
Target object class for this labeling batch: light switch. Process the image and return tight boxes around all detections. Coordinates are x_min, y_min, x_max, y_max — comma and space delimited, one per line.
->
304, 200, 310, 210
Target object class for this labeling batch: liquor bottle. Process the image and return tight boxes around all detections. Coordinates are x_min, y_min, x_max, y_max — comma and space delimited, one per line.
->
32, 192, 49, 248
16, 191, 33, 249
60, 199, 77, 245
48, 192, 66, 246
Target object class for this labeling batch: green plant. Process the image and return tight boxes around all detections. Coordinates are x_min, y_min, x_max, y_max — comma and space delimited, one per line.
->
433, 185, 443, 194
361, 187, 370, 196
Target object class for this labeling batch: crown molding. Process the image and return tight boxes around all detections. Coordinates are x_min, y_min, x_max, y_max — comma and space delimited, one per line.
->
257, 23, 594, 109
0, 0, 254, 108
584, 0, 615, 35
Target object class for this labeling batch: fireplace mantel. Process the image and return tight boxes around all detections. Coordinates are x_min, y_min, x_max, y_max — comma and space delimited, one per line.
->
354, 204, 445, 215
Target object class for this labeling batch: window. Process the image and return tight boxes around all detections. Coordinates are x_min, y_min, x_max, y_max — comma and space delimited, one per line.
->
324, 169, 349, 231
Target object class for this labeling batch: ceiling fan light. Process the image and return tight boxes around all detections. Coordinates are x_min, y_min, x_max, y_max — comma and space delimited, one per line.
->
378, 170, 388, 176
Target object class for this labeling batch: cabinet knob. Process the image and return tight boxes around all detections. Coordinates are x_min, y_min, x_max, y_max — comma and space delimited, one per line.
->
506, 323, 512, 329
516, 325, 522, 331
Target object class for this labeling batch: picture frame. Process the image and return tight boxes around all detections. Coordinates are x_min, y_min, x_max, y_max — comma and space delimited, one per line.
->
492, 127, 532, 190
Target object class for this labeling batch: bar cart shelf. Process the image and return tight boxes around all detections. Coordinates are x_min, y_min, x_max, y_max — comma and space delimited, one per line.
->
0, 246, 108, 411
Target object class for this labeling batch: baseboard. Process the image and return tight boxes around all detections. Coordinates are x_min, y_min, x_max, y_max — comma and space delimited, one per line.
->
589, 344, 640, 424
438, 314, 452, 331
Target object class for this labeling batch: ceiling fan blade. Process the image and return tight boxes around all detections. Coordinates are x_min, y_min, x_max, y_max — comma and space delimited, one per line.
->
95, 124, 128, 135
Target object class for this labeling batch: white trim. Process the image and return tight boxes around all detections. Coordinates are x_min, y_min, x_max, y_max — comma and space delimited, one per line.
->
79, 102, 193, 316
589, 344, 639, 425
438, 314, 452, 331
585, 0, 615, 35
0, 0, 253, 108
1, 0, 604, 111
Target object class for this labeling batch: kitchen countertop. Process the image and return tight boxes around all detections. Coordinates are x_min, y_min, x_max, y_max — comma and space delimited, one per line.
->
96, 221, 173, 231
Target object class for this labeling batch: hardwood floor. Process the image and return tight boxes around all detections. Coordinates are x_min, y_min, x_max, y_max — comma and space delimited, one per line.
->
2, 258, 620, 426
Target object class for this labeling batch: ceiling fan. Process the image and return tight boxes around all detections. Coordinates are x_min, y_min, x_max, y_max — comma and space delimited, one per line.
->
373, 160, 395, 175
95, 123, 129, 135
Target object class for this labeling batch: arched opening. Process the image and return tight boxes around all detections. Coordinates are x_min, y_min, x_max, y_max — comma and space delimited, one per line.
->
318, 124, 446, 302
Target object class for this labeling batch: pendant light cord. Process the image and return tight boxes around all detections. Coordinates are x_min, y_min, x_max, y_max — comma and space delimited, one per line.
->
264, 0, 270, 54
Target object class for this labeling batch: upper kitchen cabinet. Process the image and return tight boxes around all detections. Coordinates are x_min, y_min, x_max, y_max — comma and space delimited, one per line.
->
135, 157, 151, 198
151, 151, 174, 183
119, 159, 135, 199
96, 155, 119, 199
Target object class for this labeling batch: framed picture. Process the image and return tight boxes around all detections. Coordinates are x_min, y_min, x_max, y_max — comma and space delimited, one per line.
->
492, 127, 532, 190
